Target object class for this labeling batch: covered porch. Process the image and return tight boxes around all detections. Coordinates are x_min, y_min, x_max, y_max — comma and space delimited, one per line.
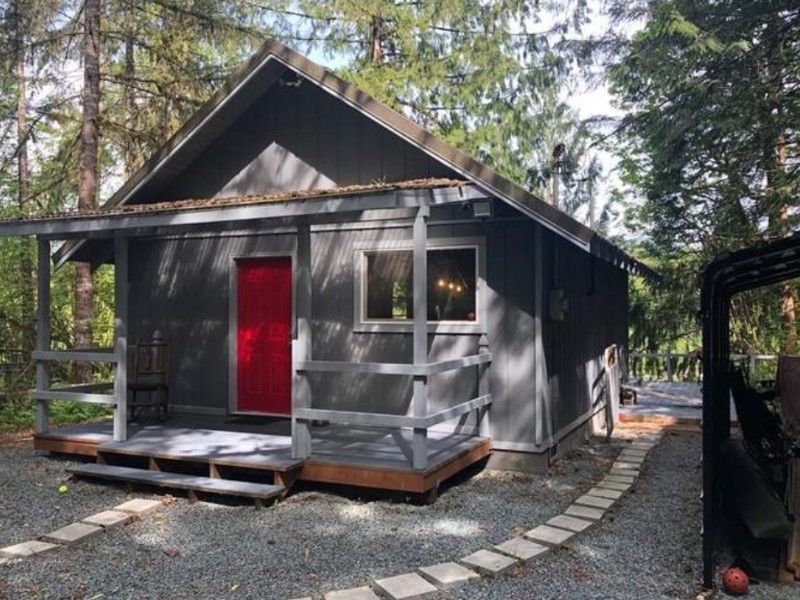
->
34, 414, 490, 498
0, 180, 495, 500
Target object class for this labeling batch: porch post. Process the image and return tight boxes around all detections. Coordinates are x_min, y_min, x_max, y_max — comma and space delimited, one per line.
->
35, 237, 51, 435
292, 222, 312, 459
412, 205, 429, 470
478, 334, 491, 437
113, 234, 128, 442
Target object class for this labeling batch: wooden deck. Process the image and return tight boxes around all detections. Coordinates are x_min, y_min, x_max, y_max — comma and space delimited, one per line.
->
35, 415, 491, 500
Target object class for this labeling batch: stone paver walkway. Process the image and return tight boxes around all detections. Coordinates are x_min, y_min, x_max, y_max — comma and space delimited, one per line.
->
0, 498, 163, 561
301, 430, 662, 600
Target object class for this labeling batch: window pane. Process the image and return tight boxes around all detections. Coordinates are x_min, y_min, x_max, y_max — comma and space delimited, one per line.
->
365, 247, 477, 323
366, 251, 412, 320
428, 248, 476, 321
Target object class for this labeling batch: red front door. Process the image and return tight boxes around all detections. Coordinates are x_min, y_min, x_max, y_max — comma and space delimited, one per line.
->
236, 256, 292, 415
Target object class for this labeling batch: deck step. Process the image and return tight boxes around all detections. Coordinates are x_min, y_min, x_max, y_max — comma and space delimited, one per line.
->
71, 464, 286, 501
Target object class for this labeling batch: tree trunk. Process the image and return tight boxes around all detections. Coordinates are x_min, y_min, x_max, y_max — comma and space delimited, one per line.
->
777, 134, 797, 353
14, 0, 35, 356
367, 14, 383, 64
123, 0, 136, 176
74, 0, 102, 380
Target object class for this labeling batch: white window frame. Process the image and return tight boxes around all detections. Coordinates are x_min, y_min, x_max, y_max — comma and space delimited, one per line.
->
353, 236, 486, 334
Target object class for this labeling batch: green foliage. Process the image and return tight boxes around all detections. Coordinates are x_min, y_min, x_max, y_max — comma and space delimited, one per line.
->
609, 0, 800, 353
296, 0, 602, 213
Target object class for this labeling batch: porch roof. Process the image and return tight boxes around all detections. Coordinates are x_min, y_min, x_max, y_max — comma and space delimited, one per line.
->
0, 178, 482, 239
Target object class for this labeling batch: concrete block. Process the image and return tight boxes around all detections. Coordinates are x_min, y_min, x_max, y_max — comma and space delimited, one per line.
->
324, 587, 381, 600
565, 504, 605, 521
612, 461, 641, 470
373, 573, 438, 600
459, 549, 517, 576
617, 454, 645, 464
620, 448, 647, 457
575, 494, 615, 509
588, 487, 623, 500
0, 540, 60, 558
605, 474, 636, 485
418, 562, 480, 589
630, 442, 656, 450
42, 522, 102, 546
82, 510, 133, 529
524, 524, 574, 546
610, 468, 640, 478
493, 537, 548, 562
596, 480, 630, 492
547, 514, 593, 533
114, 498, 162, 515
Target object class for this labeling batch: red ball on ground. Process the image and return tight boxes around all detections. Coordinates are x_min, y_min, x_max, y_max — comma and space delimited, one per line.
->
722, 567, 749, 596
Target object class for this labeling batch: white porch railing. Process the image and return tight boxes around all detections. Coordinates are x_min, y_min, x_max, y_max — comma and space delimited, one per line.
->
293, 338, 492, 471
33, 236, 128, 441
291, 208, 492, 471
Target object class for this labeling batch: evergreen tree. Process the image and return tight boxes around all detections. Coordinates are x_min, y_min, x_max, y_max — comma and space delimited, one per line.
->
609, 0, 800, 352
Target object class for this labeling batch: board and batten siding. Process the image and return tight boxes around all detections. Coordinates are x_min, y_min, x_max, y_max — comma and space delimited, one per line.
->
148, 74, 459, 203
118, 63, 626, 452
541, 228, 629, 445
127, 216, 528, 447
126, 214, 627, 452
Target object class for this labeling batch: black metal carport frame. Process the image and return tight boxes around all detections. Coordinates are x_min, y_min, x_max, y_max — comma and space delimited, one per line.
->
701, 231, 800, 587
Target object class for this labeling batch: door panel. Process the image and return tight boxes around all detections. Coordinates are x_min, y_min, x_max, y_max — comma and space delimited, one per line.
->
236, 256, 292, 414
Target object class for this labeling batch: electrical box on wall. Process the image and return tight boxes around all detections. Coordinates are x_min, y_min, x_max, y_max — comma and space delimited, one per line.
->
549, 288, 569, 321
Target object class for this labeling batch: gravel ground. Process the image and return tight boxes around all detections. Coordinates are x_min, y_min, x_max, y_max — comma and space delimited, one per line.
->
0, 435, 160, 545
1, 430, 799, 599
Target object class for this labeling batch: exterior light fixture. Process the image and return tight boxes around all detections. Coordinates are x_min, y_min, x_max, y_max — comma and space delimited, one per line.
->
470, 199, 493, 219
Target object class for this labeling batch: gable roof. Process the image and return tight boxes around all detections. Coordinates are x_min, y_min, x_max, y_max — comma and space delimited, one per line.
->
56, 38, 657, 281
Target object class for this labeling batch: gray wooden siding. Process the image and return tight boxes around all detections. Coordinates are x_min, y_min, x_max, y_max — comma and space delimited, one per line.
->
541, 229, 629, 439
126, 213, 627, 450
152, 81, 457, 202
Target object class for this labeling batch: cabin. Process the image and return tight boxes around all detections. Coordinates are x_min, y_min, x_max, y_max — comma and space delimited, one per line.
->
0, 40, 656, 503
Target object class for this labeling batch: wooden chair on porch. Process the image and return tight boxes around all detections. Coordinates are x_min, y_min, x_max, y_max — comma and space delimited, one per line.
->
128, 334, 169, 421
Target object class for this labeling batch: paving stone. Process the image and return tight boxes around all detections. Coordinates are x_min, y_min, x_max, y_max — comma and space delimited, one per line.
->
460, 549, 517, 576
418, 562, 480, 589
575, 494, 615, 509
617, 453, 645, 463
373, 573, 438, 600
324, 587, 381, 600
588, 487, 623, 500
288, 598, 312, 600
524, 524, 574, 546
605, 473, 636, 484
82, 510, 133, 529
565, 504, 605, 521
493, 537, 549, 562
621, 448, 648, 457
42, 522, 103, 546
0, 540, 60, 558
612, 461, 641, 470
596, 480, 630, 492
547, 514, 593, 533
630, 442, 656, 450
114, 498, 162, 515
610, 468, 640, 478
